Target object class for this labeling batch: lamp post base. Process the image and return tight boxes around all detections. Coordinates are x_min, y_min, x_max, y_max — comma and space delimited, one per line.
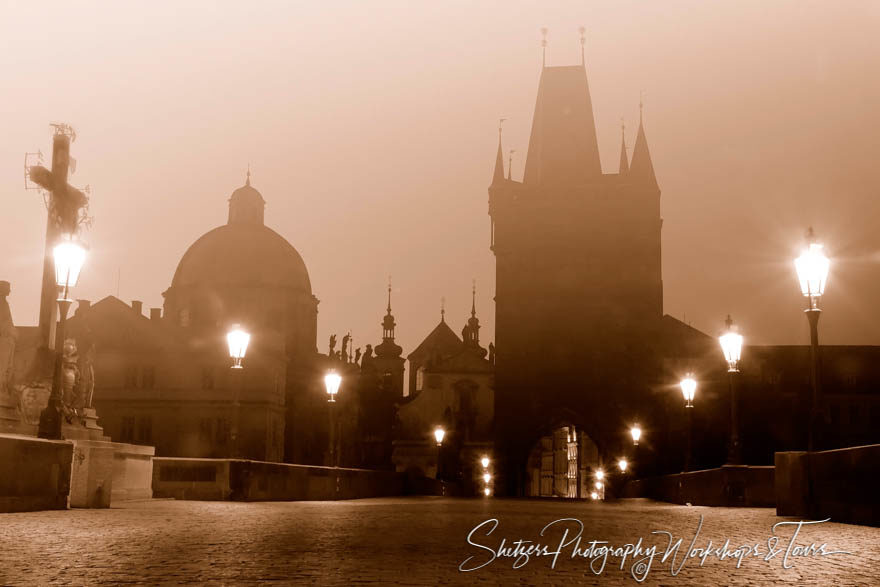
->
37, 400, 63, 440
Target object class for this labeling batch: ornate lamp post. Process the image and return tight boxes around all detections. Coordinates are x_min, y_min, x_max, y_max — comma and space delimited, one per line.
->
324, 370, 342, 466
719, 315, 744, 464
38, 236, 87, 440
794, 228, 830, 451
226, 325, 250, 458
680, 374, 697, 471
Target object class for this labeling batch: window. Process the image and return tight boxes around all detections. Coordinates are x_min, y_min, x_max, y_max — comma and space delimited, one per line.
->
201, 367, 215, 390
124, 366, 138, 388
415, 366, 425, 392
136, 416, 153, 445
120, 416, 135, 443
142, 366, 155, 389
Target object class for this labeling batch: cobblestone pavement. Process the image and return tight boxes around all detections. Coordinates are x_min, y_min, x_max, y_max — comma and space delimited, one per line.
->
1, 497, 877, 585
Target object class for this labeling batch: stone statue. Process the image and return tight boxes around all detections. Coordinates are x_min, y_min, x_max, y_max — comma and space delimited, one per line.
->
328, 334, 337, 358
0, 281, 16, 394
341, 334, 350, 362
60, 338, 81, 423
362, 344, 373, 365
354, 347, 361, 365
77, 338, 96, 409
488, 342, 495, 366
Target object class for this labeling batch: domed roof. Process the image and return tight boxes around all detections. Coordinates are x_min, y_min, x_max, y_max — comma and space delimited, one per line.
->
170, 179, 311, 293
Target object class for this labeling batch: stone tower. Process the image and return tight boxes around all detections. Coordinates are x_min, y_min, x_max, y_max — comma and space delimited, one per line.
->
489, 57, 663, 495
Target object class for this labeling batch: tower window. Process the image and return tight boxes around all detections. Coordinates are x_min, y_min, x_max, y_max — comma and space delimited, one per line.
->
415, 366, 425, 392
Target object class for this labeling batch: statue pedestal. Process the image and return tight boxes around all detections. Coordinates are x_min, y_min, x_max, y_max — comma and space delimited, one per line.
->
62, 408, 109, 442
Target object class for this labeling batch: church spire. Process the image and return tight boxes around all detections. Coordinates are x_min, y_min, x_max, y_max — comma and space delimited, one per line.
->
246, 164, 251, 186
619, 119, 629, 175
440, 297, 445, 323
471, 280, 477, 318
492, 119, 506, 185
376, 276, 402, 360
630, 97, 658, 190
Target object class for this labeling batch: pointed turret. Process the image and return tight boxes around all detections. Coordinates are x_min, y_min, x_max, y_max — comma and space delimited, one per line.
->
523, 64, 602, 186
491, 120, 506, 186
376, 278, 402, 360
461, 282, 488, 359
629, 105, 658, 190
618, 121, 629, 175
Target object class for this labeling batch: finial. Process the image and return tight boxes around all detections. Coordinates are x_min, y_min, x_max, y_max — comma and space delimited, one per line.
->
621, 116, 626, 137
725, 314, 733, 330
499, 117, 507, 136
441, 297, 446, 322
806, 226, 815, 243
541, 27, 548, 67
508, 149, 515, 180
246, 164, 251, 186
579, 26, 586, 66
471, 280, 477, 317
387, 275, 392, 313
639, 90, 646, 124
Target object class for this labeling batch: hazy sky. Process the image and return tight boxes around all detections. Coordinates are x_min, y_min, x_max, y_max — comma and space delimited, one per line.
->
2, 0, 879, 355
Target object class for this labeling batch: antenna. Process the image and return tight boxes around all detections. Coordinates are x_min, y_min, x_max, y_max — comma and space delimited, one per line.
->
541, 27, 548, 67
579, 26, 586, 65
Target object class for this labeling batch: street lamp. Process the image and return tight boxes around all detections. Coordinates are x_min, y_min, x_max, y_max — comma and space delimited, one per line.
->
794, 227, 830, 451
483, 487, 491, 497
630, 425, 641, 447
595, 469, 605, 481
226, 325, 250, 458
480, 456, 490, 469
324, 370, 342, 466
38, 235, 87, 440
434, 426, 446, 447
719, 315, 744, 465
680, 374, 697, 472
618, 458, 628, 473
483, 472, 492, 484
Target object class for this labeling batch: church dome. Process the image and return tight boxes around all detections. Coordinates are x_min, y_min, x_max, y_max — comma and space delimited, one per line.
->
170, 222, 312, 293
166, 176, 312, 311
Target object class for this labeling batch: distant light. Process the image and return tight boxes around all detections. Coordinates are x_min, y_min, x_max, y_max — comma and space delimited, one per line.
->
480, 456, 490, 469
595, 480, 603, 490
595, 469, 605, 481
324, 370, 341, 401
434, 426, 446, 446
483, 472, 491, 484
591, 491, 599, 500
483, 487, 491, 496
630, 425, 642, 446
226, 325, 250, 369
680, 375, 697, 408
618, 458, 628, 472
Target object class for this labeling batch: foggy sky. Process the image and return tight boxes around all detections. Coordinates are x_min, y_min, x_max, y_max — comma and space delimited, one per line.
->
2, 0, 879, 356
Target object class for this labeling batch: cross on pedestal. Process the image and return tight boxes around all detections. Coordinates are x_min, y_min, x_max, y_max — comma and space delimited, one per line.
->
28, 125, 89, 350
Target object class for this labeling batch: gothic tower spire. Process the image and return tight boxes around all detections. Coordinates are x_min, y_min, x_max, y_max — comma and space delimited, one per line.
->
619, 119, 629, 175
630, 97, 658, 190
492, 119, 506, 185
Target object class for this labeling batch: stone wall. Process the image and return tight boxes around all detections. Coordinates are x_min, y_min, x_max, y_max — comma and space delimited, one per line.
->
0, 433, 72, 513
153, 458, 413, 501
622, 465, 775, 507
776, 444, 880, 526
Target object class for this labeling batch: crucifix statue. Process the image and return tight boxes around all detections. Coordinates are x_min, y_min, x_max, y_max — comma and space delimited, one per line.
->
27, 124, 89, 351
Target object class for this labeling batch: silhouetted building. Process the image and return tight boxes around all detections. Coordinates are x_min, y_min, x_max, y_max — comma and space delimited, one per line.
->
489, 55, 666, 494
68, 175, 324, 462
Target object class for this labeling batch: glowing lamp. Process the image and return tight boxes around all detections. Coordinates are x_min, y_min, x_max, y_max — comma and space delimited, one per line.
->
719, 316, 744, 373
595, 469, 605, 481
795, 231, 829, 308
482, 472, 491, 484
618, 458, 628, 473
53, 236, 87, 299
324, 370, 341, 402
226, 325, 250, 369
483, 487, 490, 496
680, 374, 697, 408
595, 480, 603, 490
630, 425, 642, 446
480, 456, 490, 469
590, 491, 599, 500
434, 426, 445, 446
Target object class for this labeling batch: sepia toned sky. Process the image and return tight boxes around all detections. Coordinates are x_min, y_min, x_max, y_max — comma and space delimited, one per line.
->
2, 0, 879, 355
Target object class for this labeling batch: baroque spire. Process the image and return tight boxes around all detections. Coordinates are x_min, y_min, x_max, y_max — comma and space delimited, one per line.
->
492, 119, 506, 186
